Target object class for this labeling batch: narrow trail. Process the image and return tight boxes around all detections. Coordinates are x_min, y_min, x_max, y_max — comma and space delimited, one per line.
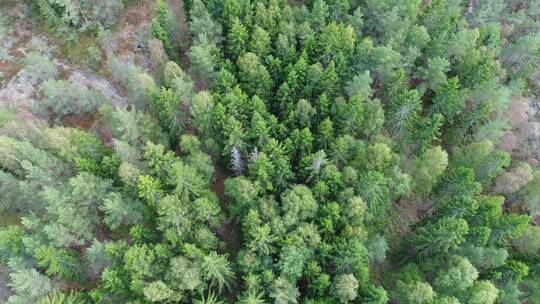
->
211, 161, 242, 257
210, 160, 244, 300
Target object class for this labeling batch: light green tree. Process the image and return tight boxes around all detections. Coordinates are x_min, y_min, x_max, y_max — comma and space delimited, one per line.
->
335, 274, 358, 303
200, 251, 234, 292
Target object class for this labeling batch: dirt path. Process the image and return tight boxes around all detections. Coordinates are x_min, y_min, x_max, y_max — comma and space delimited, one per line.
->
209, 158, 244, 300
211, 160, 242, 256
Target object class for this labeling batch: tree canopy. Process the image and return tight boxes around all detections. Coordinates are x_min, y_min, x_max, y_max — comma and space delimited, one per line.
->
0, 0, 539, 303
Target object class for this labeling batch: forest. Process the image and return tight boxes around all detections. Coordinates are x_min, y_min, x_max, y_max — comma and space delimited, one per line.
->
0, 0, 539, 303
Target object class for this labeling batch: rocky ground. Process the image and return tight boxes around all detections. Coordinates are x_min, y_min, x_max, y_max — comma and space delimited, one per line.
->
0, 23, 124, 121
0, 0, 161, 116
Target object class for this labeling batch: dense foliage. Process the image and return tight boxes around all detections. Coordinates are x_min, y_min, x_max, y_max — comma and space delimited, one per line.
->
1, 0, 539, 303
36, 0, 125, 36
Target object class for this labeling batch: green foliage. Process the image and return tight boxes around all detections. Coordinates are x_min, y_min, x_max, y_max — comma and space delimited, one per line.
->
281, 185, 318, 227
38, 79, 105, 118
270, 276, 300, 304
138, 174, 163, 206
41, 172, 113, 247
151, 20, 175, 62
193, 292, 226, 304
201, 251, 234, 292
22, 52, 59, 84
85, 239, 112, 275
143, 281, 176, 302
151, 0, 179, 61
8, 268, 52, 303
37, 0, 124, 34
346, 71, 372, 98
227, 18, 249, 58
416, 56, 451, 92
101, 192, 143, 229
0, 225, 24, 262
411, 218, 469, 256
1, 0, 537, 302
278, 245, 310, 282
237, 52, 273, 99
408, 146, 448, 194
189, 34, 219, 82
71, 131, 119, 179
434, 256, 478, 295
35, 246, 84, 281
36, 290, 85, 304
367, 234, 389, 263
189, 0, 222, 43
451, 140, 511, 185
106, 57, 157, 110
467, 280, 498, 304
387, 89, 422, 138
397, 281, 435, 304
334, 274, 359, 303
109, 107, 168, 147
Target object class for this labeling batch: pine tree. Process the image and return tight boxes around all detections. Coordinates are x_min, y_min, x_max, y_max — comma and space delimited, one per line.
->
227, 18, 249, 59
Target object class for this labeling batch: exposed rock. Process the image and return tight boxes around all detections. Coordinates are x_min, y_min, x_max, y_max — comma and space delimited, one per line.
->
0, 69, 39, 108
68, 70, 127, 108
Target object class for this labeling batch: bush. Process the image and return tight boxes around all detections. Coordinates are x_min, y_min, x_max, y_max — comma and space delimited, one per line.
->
38, 79, 105, 117
22, 52, 58, 84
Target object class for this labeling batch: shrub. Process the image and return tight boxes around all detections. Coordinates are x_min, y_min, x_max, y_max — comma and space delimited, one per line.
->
38, 79, 105, 117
